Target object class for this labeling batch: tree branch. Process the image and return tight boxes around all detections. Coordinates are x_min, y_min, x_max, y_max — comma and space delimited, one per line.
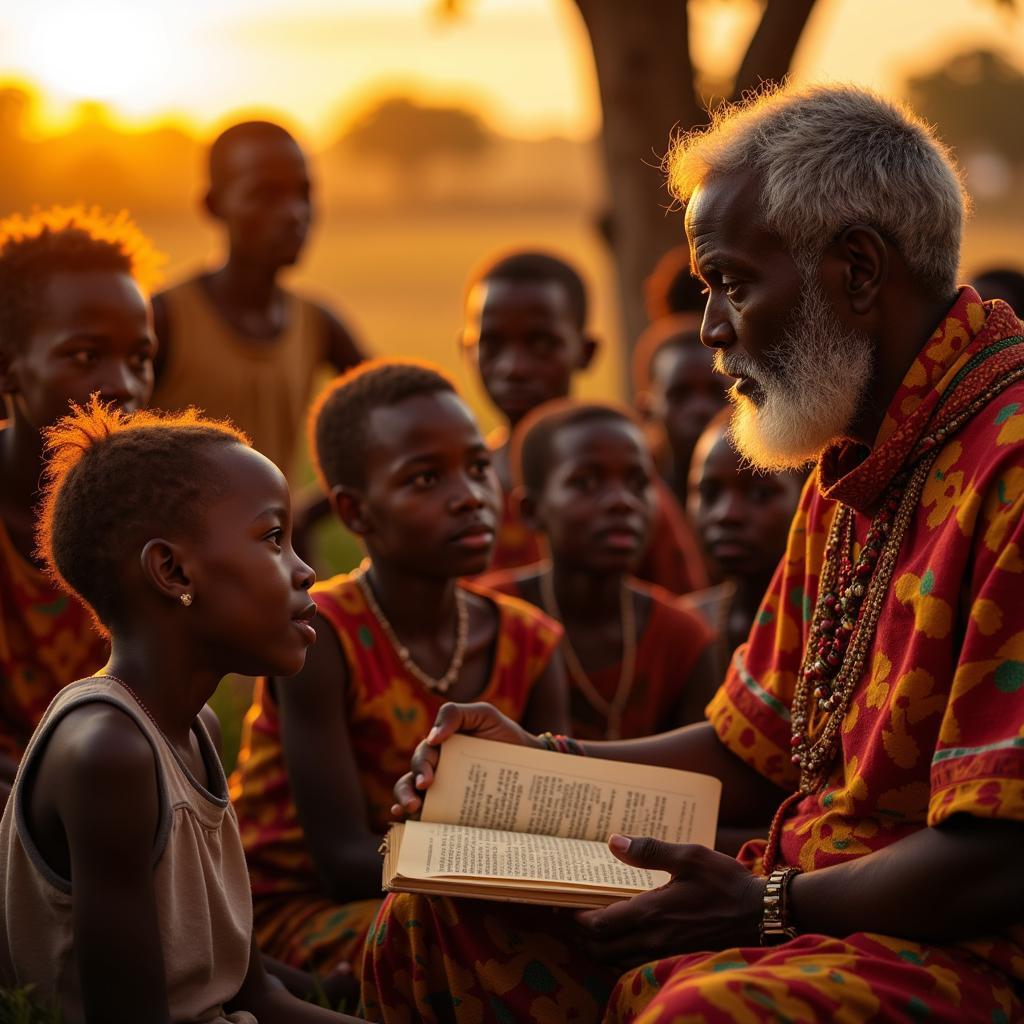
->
732, 0, 820, 100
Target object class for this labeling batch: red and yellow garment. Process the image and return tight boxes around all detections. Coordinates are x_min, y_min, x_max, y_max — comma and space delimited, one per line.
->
230, 573, 561, 972
0, 518, 107, 762
480, 570, 713, 739
358, 292, 1024, 1022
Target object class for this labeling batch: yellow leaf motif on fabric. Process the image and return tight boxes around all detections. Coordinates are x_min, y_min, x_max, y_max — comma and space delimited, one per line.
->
983, 467, 1024, 553
971, 598, 1003, 637
883, 669, 945, 770
996, 403, 1024, 446
875, 780, 931, 819
921, 441, 965, 530
894, 572, 952, 639
361, 675, 430, 752
867, 651, 892, 709
966, 299, 986, 333
997, 541, 1024, 574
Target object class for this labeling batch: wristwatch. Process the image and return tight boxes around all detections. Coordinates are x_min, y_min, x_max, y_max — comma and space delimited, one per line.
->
759, 866, 802, 945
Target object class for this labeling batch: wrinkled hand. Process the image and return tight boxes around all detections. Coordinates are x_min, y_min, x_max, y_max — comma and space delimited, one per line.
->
391, 701, 541, 818
575, 835, 765, 970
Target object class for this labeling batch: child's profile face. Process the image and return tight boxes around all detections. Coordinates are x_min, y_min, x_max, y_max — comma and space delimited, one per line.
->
182, 444, 316, 678
464, 278, 591, 426
649, 341, 728, 468
533, 418, 656, 575
212, 136, 312, 268
355, 391, 502, 578
3, 269, 155, 432
688, 427, 803, 579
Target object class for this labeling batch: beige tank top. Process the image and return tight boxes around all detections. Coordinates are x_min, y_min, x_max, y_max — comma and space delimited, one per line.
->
151, 277, 328, 480
0, 676, 257, 1024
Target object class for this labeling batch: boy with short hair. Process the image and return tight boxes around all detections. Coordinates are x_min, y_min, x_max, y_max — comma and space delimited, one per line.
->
231, 358, 568, 974
151, 119, 363, 481
462, 249, 707, 594
481, 399, 717, 739
633, 313, 728, 508
0, 205, 161, 800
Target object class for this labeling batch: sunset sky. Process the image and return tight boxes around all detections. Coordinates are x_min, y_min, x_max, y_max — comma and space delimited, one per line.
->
1, 0, 1021, 143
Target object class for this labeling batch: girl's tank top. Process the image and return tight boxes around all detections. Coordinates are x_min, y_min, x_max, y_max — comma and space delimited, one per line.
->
0, 676, 256, 1024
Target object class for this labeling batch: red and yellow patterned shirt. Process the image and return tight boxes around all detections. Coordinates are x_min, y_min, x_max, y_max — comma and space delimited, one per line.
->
707, 290, 1024, 981
0, 518, 107, 761
231, 574, 562, 898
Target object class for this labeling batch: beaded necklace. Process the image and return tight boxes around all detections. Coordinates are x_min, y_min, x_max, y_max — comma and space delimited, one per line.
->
763, 355, 1024, 869
353, 566, 469, 696
539, 570, 637, 740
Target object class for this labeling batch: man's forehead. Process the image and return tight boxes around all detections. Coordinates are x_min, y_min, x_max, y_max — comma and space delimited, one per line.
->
684, 170, 785, 268
223, 137, 308, 182
472, 278, 572, 321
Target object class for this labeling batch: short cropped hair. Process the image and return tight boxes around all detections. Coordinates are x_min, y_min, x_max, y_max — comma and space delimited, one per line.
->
512, 398, 644, 496
631, 313, 703, 397
0, 205, 162, 357
37, 396, 250, 635
465, 250, 588, 331
666, 83, 967, 297
310, 358, 457, 491
644, 247, 707, 321
209, 120, 302, 192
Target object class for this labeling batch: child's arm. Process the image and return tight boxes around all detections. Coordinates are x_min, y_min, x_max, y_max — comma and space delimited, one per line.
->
228, 930, 364, 1022
276, 612, 384, 903
519, 656, 571, 735
44, 705, 172, 1023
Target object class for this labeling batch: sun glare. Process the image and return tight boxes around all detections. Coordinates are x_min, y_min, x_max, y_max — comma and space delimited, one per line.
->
19, 5, 173, 117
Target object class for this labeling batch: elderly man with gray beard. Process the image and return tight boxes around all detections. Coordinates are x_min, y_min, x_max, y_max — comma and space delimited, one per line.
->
358, 83, 1024, 1024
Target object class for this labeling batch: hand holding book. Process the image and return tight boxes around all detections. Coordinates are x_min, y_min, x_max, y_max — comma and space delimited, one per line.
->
383, 715, 722, 909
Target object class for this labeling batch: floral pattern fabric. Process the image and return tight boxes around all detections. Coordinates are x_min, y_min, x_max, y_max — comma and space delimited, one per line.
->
230, 574, 561, 971
358, 292, 1024, 1020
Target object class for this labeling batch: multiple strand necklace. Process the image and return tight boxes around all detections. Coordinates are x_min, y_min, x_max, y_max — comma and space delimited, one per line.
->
353, 566, 469, 695
540, 571, 637, 740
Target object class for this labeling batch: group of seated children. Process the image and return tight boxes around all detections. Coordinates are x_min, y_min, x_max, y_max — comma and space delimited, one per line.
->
0, 166, 808, 1017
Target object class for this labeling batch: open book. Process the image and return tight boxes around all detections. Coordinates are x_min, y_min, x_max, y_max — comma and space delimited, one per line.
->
381, 735, 721, 909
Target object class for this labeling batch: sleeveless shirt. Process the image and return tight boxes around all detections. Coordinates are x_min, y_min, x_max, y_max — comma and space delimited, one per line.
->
0, 676, 256, 1024
151, 277, 328, 479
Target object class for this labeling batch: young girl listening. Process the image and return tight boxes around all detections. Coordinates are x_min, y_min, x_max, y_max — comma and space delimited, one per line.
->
481, 399, 717, 739
230, 359, 568, 975
0, 398, 360, 1023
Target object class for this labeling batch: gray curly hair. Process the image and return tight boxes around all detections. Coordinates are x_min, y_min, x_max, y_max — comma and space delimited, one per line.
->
666, 83, 968, 297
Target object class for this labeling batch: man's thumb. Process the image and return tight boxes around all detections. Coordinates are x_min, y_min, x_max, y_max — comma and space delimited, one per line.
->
607, 833, 690, 875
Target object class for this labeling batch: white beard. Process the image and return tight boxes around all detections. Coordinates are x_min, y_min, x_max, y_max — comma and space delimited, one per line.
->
715, 280, 874, 471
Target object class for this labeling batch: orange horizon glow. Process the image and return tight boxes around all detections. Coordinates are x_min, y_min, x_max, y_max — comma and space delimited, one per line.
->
1, 0, 1020, 147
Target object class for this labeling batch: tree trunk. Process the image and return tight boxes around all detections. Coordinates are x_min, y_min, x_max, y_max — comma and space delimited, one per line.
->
575, 0, 702, 360
573, 0, 822, 378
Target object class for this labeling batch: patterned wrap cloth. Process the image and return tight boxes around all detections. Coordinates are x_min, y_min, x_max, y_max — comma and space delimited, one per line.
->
230, 573, 561, 973
479, 570, 714, 739
358, 292, 1024, 1022
0, 517, 107, 762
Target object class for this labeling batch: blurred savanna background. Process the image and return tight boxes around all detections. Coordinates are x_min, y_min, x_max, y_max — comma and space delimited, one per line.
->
3, 0, 1023, 768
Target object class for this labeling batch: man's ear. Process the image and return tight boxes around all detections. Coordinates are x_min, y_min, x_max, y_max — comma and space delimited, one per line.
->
516, 486, 541, 532
140, 538, 191, 603
833, 224, 888, 317
579, 334, 599, 371
330, 484, 372, 536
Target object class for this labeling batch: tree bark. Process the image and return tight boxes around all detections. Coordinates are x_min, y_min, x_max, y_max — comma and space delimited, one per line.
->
574, 0, 702, 356
573, 0, 822, 375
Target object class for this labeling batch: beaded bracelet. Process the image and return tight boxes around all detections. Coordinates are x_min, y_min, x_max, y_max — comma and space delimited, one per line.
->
537, 732, 587, 756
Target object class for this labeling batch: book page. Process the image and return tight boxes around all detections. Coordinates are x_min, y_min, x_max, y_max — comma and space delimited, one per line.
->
396, 820, 670, 891
421, 735, 720, 846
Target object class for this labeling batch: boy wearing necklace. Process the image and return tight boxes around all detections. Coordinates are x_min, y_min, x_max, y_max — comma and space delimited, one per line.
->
481, 400, 717, 740
230, 359, 568, 976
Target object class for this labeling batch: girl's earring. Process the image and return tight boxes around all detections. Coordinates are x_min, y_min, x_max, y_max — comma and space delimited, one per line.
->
180, 593, 193, 607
